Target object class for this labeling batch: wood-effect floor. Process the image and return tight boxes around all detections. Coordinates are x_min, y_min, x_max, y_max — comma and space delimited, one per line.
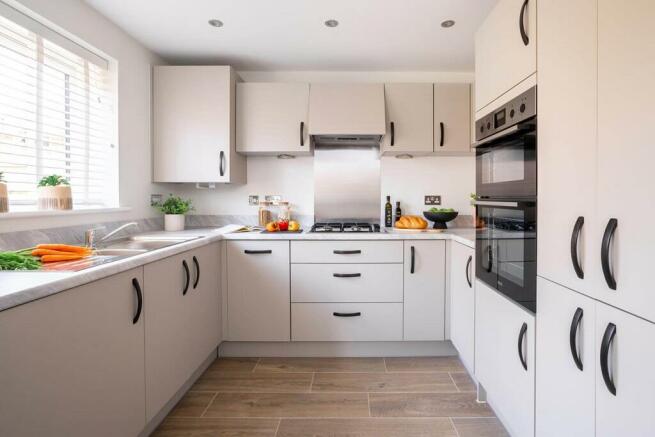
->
152, 356, 509, 437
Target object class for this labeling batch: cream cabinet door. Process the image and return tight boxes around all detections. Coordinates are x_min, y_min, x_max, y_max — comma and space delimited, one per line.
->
381, 83, 433, 154
475, 0, 537, 111
236, 82, 310, 155
227, 240, 290, 341
434, 83, 471, 153
0, 268, 146, 437
449, 242, 475, 373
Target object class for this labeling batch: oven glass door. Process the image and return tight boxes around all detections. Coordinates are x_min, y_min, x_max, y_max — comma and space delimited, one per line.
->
476, 201, 537, 312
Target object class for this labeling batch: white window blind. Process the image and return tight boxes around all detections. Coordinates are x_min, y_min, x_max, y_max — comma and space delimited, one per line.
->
0, 4, 117, 209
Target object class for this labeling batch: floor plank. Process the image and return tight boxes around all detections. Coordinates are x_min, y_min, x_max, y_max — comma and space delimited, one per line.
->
255, 357, 386, 373
204, 392, 370, 418
450, 372, 476, 392
151, 417, 279, 437
452, 417, 510, 437
385, 356, 465, 372
167, 391, 216, 418
193, 371, 313, 392
277, 418, 458, 437
312, 372, 457, 393
369, 392, 494, 417
206, 357, 260, 372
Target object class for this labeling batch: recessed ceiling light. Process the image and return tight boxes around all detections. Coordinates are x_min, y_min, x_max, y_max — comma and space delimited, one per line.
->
208, 19, 223, 28
324, 19, 339, 28
441, 20, 455, 28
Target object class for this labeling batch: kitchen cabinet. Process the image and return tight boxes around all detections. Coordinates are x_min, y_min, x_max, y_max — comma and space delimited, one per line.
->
291, 240, 403, 264
433, 83, 471, 153
403, 241, 446, 341
475, 0, 536, 111
236, 82, 310, 155
536, 277, 595, 437
475, 280, 534, 437
153, 65, 246, 183
0, 268, 146, 437
226, 240, 290, 341
381, 83, 433, 155
449, 242, 475, 373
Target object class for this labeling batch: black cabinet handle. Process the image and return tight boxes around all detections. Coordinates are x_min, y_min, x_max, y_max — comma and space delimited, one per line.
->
519, 0, 530, 46
244, 250, 272, 254
390, 121, 395, 146
333, 312, 361, 317
569, 307, 584, 371
439, 122, 445, 147
600, 322, 617, 395
182, 259, 190, 295
333, 250, 361, 255
570, 216, 585, 279
333, 273, 362, 278
300, 121, 305, 146
601, 218, 618, 290
192, 255, 200, 289
410, 246, 416, 274
518, 322, 528, 370
219, 150, 226, 177
465, 255, 473, 288
132, 278, 143, 325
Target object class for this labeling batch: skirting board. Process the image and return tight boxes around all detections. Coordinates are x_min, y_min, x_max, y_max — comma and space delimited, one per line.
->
218, 341, 457, 357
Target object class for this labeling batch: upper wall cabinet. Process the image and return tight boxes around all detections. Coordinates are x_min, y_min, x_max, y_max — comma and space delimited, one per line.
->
475, 0, 536, 112
153, 66, 246, 184
236, 82, 311, 155
434, 83, 471, 153
381, 83, 433, 155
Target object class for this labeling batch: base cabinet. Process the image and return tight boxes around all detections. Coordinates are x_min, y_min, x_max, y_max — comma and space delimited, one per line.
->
450, 242, 475, 373
0, 269, 146, 437
476, 280, 535, 437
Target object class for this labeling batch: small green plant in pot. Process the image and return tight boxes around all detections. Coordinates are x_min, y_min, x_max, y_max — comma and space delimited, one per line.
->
0, 171, 8, 213
155, 194, 194, 231
37, 174, 72, 210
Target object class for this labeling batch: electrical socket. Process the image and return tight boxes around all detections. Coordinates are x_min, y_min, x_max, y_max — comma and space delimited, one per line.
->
150, 194, 162, 206
248, 195, 259, 206
424, 195, 442, 205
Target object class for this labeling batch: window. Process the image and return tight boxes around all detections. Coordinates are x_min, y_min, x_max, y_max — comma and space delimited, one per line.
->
0, 3, 117, 210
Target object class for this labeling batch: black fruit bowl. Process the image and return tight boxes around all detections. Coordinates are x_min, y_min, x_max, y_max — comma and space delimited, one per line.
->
423, 211, 459, 229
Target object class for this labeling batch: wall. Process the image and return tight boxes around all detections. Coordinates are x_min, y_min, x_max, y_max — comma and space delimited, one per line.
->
0, 0, 163, 233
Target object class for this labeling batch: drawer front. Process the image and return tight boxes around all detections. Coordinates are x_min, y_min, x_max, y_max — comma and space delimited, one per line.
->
292, 264, 403, 303
291, 241, 403, 263
291, 303, 403, 341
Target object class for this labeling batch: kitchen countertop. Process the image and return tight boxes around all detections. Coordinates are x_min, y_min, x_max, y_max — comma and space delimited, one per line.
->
0, 227, 475, 312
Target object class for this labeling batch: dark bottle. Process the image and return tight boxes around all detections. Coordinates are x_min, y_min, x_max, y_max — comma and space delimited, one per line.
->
385, 196, 393, 227
394, 201, 402, 224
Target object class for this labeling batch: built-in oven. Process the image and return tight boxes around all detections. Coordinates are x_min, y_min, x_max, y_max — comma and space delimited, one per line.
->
475, 200, 537, 313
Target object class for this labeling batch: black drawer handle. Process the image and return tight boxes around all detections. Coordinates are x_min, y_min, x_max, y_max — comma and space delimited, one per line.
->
569, 307, 584, 371
192, 255, 200, 289
182, 259, 190, 295
600, 322, 617, 395
465, 255, 472, 288
244, 250, 272, 254
333, 273, 361, 278
410, 246, 415, 274
518, 322, 528, 371
300, 121, 305, 146
390, 121, 395, 146
519, 0, 530, 46
219, 150, 226, 177
333, 250, 361, 255
601, 218, 618, 290
333, 312, 361, 317
439, 122, 445, 147
132, 278, 142, 324
570, 216, 585, 279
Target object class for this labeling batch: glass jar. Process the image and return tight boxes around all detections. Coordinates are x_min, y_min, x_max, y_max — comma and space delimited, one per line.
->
258, 201, 274, 227
276, 201, 291, 223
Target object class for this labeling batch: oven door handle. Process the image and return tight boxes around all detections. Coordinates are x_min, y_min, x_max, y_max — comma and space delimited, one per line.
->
472, 200, 520, 208
473, 123, 535, 148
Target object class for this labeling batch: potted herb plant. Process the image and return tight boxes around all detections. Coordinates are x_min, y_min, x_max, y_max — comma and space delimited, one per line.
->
0, 171, 8, 213
155, 194, 194, 231
37, 175, 72, 210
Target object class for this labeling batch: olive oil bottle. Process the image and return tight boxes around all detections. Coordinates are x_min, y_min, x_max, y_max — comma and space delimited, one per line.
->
394, 201, 402, 225
385, 196, 393, 227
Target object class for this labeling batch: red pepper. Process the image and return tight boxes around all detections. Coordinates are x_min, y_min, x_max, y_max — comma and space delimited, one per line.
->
278, 220, 289, 231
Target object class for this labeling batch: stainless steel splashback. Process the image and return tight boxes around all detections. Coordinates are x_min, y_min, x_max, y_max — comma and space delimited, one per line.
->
314, 145, 381, 223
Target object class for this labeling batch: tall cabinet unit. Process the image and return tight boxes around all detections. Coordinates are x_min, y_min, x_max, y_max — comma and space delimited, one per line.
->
433, 83, 471, 153
153, 65, 246, 183
381, 83, 433, 155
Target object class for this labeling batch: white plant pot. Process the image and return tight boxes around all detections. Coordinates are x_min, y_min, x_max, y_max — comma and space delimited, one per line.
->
164, 214, 185, 232
37, 185, 72, 210
0, 182, 8, 213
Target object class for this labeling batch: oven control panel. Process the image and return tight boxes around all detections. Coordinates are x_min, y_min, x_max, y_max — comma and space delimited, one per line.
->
475, 86, 537, 142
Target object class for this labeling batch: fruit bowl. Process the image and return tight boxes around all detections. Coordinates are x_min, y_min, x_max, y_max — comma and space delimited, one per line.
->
423, 211, 459, 229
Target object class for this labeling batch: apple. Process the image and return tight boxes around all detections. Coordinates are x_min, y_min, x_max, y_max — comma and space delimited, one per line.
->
278, 220, 289, 231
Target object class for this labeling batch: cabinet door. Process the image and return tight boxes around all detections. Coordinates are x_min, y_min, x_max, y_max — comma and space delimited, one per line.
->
475, 0, 537, 111
595, 301, 655, 437
227, 240, 290, 341
450, 242, 475, 373
236, 82, 310, 155
403, 241, 446, 341
536, 278, 595, 437
475, 280, 534, 437
434, 83, 471, 153
594, 0, 655, 322
537, 0, 597, 296
153, 66, 246, 183
0, 268, 145, 437
381, 83, 433, 154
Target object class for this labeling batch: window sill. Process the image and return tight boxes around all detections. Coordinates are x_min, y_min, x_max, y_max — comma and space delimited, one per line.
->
0, 206, 132, 219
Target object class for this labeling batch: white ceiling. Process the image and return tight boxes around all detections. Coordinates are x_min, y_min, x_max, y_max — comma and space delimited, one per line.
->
84, 0, 497, 71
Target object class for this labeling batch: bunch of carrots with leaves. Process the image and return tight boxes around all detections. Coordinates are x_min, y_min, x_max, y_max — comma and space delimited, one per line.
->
30, 244, 92, 263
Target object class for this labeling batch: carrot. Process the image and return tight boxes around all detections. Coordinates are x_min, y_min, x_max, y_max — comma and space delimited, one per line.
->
40, 254, 85, 263
31, 248, 88, 257
35, 244, 91, 254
